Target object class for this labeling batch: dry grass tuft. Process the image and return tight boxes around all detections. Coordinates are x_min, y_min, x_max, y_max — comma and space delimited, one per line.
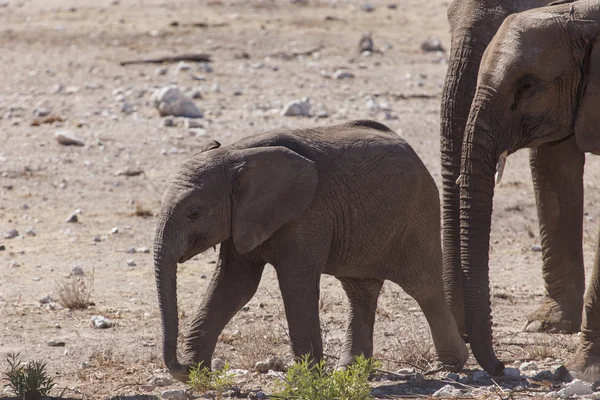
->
55, 271, 94, 309
526, 334, 578, 361
376, 319, 437, 371
133, 202, 153, 217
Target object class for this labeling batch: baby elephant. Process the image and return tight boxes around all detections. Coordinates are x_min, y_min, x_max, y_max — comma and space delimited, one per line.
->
154, 120, 468, 381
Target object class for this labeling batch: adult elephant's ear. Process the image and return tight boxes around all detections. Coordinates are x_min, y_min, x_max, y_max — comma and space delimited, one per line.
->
573, 19, 600, 153
231, 146, 318, 254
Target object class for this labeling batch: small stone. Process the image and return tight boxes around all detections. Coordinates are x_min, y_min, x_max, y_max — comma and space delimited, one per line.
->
127, 247, 136, 253
184, 118, 203, 129
161, 389, 189, 400
0, 245, 5, 251
140, 385, 156, 392
54, 323, 61, 329
212, 357, 227, 371
70, 266, 84, 276
55, 131, 84, 146
397, 368, 415, 374
175, 61, 191, 72
91, 315, 114, 329
211, 82, 221, 93
421, 37, 444, 52
359, 32, 374, 53
433, 384, 462, 397
9, 261, 20, 268
446, 372, 460, 381
64, 86, 80, 94
156, 66, 168, 76
110, 227, 119, 234
531, 244, 542, 252
127, 259, 136, 267
40, 294, 52, 304
148, 375, 174, 387
190, 73, 205, 81
163, 117, 175, 127
332, 69, 355, 80
415, 372, 425, 383
50, 83, 63, 94
93, 236, 102, 243
557, 379, 593, 398
34, 108, 51, 117
387, 3, 398, 9
362, 3, 374, 12
152, 86, 203, 118
25, 227, 36, 236
65, 211, 79, 223
256, 392, 267, 399
4, 229, 18, 239
198, 63, 213, 73
190, 89, 202, 99
136, 247, 151, 253
520, 361, 539, 371
255, 360, 271, 373
281, 97, 310, 117
233, 88, 243, 96
47, 339, 65, 347
503, 367, 520, 379
120, 101, 134, 114
81, 361, 95, 368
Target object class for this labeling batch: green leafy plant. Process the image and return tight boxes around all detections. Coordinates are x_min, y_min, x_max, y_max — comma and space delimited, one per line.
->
274, 355, 380, 400
4, 352, 55, 400
188, 362, 234, 400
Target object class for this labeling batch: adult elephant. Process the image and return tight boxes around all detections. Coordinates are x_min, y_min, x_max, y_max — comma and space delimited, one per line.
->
457, 0, 600, 379
441, 0, 584, 349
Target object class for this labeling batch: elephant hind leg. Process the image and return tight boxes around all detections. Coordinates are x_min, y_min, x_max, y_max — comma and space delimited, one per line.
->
337, 277, 383, 368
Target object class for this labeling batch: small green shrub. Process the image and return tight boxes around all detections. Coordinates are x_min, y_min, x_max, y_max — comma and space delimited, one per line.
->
4, 352, 55, 400
274, 355, 380, 400
188, 362, 233, 400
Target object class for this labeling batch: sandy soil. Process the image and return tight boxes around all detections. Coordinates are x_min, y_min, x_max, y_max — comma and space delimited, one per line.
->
2, 0, 600, 398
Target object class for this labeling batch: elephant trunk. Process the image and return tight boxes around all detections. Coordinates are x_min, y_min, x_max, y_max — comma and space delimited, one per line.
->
440, 29, 489, 330
459, 101, 504, 375
154, 217, 188, 382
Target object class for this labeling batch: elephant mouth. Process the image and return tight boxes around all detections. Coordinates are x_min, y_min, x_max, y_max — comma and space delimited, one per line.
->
178, 242, 212, 263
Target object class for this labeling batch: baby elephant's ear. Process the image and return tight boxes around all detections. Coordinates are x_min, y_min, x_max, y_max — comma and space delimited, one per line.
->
231, 146, 318, 254
573, 20, 600, 152
199, 140, 221, 153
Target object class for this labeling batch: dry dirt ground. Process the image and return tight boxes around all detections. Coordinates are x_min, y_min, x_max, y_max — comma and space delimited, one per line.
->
2, 0, 600, 398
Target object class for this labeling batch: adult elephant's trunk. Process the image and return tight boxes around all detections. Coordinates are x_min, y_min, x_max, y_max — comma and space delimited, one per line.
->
458, 100, 504, 375
154, 218, 188, 382
440, 29, 489, 332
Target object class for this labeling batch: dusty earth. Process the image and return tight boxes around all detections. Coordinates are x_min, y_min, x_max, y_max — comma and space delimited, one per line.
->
2, 0, 600, 398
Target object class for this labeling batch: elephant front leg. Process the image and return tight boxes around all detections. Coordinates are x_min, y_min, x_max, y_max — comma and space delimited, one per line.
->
562, 230, 600, 382
183, 241, 265, 370
277, 269, 323, 362
337, 278, 383, 368
526, 138, 585, 333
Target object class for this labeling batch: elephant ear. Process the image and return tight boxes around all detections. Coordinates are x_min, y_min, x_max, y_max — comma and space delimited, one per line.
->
573, 19, 600, 153
231, 146, 318, 254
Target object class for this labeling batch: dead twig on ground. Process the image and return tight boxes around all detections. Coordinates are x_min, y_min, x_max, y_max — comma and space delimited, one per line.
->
120, 53, 211, 66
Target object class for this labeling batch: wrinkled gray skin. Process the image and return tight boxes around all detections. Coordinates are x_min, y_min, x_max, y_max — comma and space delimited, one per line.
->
154, 120, 469, 382
458, 0, 600, 379
441, 0, 585, 375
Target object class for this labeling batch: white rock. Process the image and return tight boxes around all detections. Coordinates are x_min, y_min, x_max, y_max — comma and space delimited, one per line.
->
4, 229, 18, 239
211, 82, 221, 93
531, 245, 542, 252
136, 247, 151, 253
557, 379, 593, 398
9, 261, 20, 268
65, 209, 80, 223
229, 368, 250, 376
520, 361, 539, 371
55, 131, 84, 146
198, 63, 213, 73
421, 37, 444, 52
175, 62, 191, 73
184, 118, 202, 129
25, 227, 36, 236
64, 86, 80, 94
281, 97, 310, 117
34, 107, 51, 117
362, 3, 374, 12
162, 389, 188, 400
127, 259, 136, 267
332, 69, 355, 80
148, 375, 173, 387
91, 315, 114, 329
503, 367, 520, 379
255, 360, 270, 373
433, 384, 462, 397
40, 294, 52, 304
110, 227, 119, 234
152, 86, 203, 118
120, 101, 134, 114
211, 357, 227, 371
156, 66, 168, 76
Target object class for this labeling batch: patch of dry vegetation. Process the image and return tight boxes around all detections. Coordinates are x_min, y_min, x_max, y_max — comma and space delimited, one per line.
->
375, 319, 437, 371
55, 271, 94, 310
133, 202, 153, 217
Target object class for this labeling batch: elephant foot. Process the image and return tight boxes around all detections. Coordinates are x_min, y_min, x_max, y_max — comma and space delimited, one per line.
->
524, 296, 582, 333
559, 340, 600, 383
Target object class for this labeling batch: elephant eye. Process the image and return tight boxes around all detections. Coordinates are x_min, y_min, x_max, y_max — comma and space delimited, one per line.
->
512, 76, 538, 110
187, 208, 202, 220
